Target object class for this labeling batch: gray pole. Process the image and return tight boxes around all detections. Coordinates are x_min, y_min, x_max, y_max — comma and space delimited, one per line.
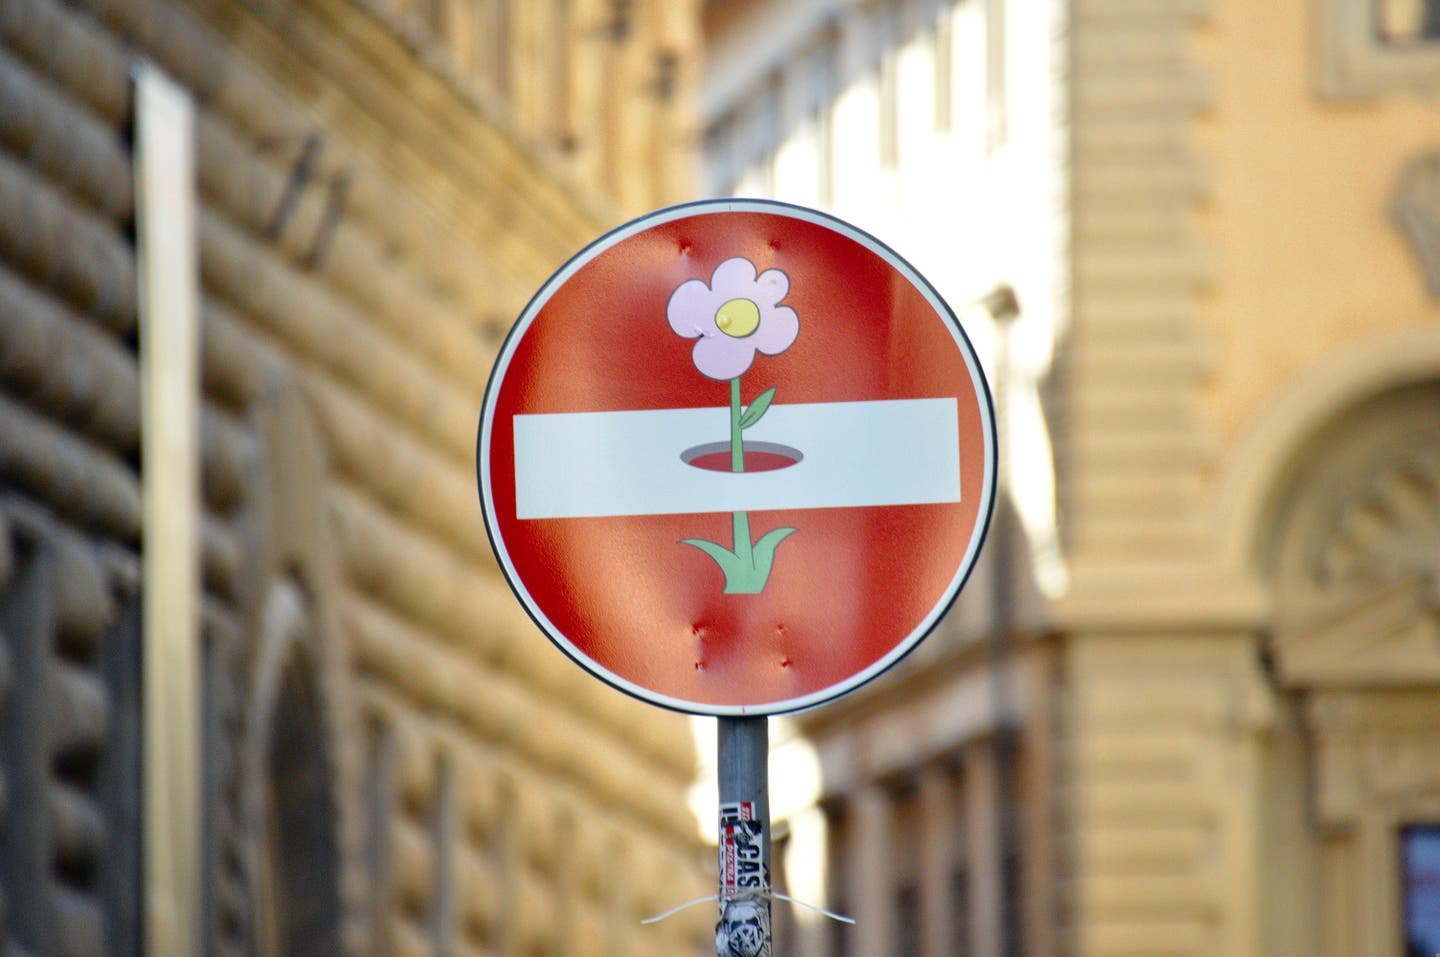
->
715, 716, 771, 957
134, 61, 202, 957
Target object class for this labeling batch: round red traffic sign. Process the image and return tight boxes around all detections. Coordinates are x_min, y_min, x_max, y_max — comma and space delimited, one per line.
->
477, 200, 996, 715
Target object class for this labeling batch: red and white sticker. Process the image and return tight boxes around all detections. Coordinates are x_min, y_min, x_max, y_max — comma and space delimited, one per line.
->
720, 801, 766, 897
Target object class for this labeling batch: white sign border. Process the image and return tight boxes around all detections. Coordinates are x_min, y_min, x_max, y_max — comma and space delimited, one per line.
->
477, 198, 998, 717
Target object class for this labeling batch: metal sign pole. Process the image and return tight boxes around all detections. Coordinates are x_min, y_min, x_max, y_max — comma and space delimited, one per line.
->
716, 716, 772, 957
134, 61, 201, 957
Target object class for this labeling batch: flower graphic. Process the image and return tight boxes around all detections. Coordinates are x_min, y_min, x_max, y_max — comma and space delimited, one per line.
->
668, 257, 799, 595
668, 258, 799, 381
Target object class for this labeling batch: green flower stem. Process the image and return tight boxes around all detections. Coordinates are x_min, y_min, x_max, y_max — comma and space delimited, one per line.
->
733, 510, 752, 567
729, 376, 744, 473
677, 376, 794, 594
729, 381, 753, 573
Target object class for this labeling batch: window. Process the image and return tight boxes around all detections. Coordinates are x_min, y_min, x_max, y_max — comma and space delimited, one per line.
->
934, 8, 954, 134
1319, 0, 1440, 96
877, 8, 900, 168
1376, 0, 1440, 44
895, 883, 922, 957
816, 26, 839, 206
951, 867, 971, 957
1002, 845, 1023, 957
891, 782, 922, 957
825, 804, 852, 957
1402, 825, 1440, 957
985, 0, 1007, 151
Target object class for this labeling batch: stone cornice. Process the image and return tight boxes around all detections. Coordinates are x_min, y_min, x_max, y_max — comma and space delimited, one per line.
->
1050, 563, 1269, 636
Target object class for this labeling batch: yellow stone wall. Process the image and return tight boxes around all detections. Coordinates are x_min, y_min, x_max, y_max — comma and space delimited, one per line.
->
1063, 3, 1440, 957
689, 1, 1440, 955
0, 0, 711, 953
1195, 0, 1440, 450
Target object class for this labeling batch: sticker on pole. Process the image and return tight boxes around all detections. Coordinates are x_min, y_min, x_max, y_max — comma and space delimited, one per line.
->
720, 802, 767, 897
477, 199, 997, 716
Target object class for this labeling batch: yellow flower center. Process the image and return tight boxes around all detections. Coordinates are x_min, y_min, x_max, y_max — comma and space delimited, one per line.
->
714, 297, 761, 338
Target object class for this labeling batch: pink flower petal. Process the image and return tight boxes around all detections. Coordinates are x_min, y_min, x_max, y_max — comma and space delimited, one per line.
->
692, 335, 755, 381
754, 268, 790, 306
667, 278, 716, 338
754, 305, 799, 356
709, 258, 759, 301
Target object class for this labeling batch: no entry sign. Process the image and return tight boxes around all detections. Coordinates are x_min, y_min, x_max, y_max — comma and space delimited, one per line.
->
477, 200, 996, 715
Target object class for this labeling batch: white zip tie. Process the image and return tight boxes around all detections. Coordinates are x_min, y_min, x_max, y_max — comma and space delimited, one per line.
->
640, 894, 718, 924
771, 891, 856, 925
641, 891, 855, 926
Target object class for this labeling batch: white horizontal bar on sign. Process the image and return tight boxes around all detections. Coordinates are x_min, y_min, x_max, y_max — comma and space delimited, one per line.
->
512, 398, 961, 519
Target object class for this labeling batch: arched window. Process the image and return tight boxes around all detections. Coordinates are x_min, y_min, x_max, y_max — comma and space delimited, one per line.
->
1263, 381, 1440, 956
230, 379, 364, 956
246, 580, 347, 956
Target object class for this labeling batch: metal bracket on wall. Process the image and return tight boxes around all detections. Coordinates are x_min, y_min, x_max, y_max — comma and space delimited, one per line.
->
259, 132, 352, 270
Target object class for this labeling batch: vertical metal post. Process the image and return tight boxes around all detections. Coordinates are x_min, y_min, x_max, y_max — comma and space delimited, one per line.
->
716, 716, 771, 957
134, 61, 201, 957
989, 288, 1021, 957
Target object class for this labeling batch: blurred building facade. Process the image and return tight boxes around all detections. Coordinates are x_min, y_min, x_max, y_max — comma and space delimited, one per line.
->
701, 1, 1440, 955
0, 0, 715, 955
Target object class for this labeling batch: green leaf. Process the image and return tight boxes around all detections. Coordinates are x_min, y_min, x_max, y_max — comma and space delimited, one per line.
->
680, 538, 745, 576
682, 524, 796, 595
748, 527, 797, 585
738, 387, 777, 430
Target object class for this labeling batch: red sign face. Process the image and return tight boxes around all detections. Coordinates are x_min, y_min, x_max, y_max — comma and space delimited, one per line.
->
478, 200, 996, 715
